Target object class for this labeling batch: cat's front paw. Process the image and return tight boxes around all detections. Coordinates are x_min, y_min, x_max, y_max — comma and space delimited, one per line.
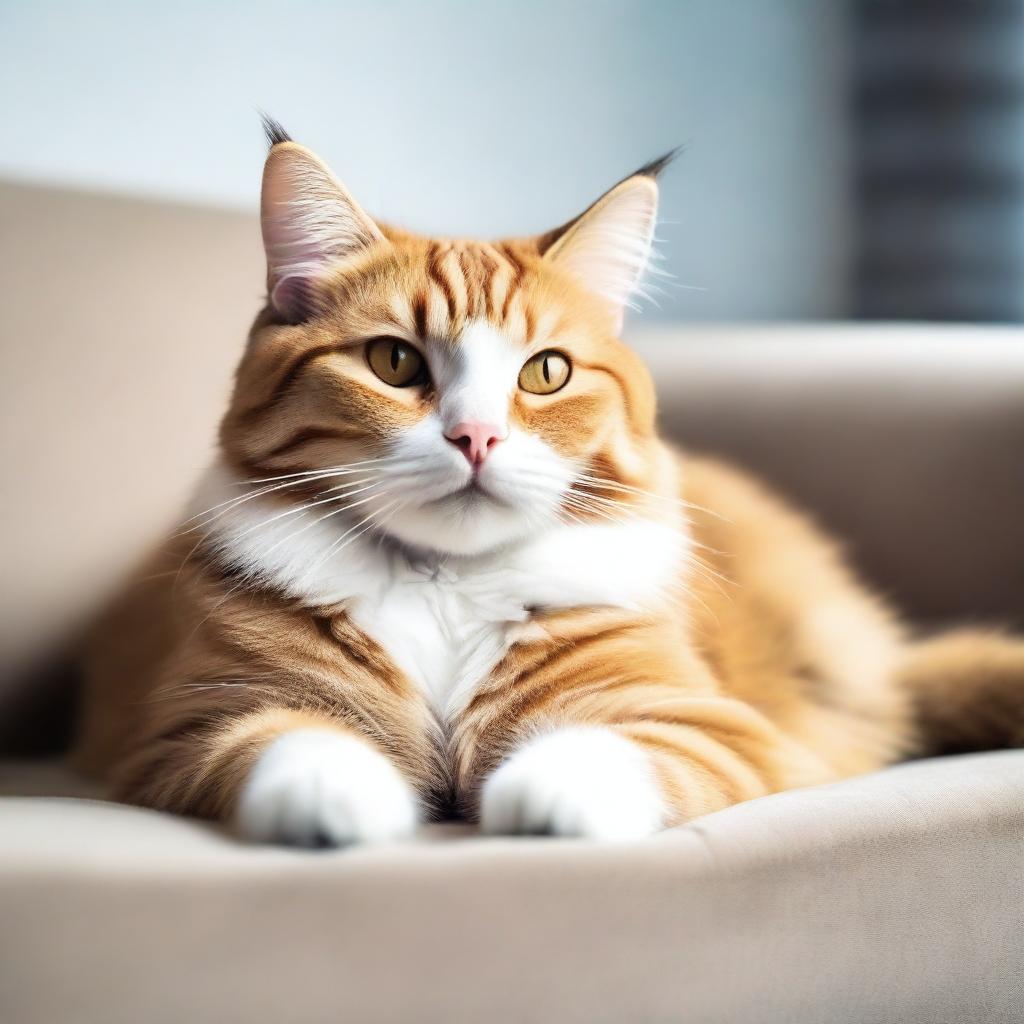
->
480, 727, 664, 840
235, 729, 418, 847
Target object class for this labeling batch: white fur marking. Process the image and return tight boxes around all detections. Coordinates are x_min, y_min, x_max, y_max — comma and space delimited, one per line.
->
195, 459, 687, 721
431, 319, 525, 433
236, 729, 417, 846
480, 727, 665, 840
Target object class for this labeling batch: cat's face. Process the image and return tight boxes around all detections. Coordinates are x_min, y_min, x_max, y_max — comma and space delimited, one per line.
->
221, 131, 667, 557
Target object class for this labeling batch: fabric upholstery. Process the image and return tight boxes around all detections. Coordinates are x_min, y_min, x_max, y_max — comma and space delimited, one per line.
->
1, 753, 1022, 1023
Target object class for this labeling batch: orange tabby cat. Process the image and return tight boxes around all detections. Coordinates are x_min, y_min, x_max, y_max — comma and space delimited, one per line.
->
74, 120, 1024, 845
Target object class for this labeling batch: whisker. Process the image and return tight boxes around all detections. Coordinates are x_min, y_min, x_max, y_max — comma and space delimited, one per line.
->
181, 488, 398, 640
299, 496, 402, 585
243, 455, 400, 486
256, 486, 394, 565
561, 504, 631, 527
230, 478, 384, 541
493, 463, 722, 521
178, 466, 378, 534
574, 474, 729, 521
685, 551, 736, 592
566, 489, 641, 516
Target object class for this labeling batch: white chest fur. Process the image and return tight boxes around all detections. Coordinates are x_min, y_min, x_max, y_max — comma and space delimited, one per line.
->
346, 563, 520, 719
195, 461, 687, 720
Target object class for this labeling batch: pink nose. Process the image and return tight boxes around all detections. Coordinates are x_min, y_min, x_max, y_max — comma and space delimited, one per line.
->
445, 421, 504, 467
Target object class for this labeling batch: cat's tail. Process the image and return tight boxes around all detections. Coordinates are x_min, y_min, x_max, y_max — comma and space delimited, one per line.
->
897, 629, 1024, 756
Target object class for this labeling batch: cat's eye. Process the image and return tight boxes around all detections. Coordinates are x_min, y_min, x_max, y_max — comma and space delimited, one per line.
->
367, 337, 427, 388
518, 350, 571, 395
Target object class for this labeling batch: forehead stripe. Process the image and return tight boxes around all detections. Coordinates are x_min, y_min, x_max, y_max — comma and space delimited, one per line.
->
427, 243, 460, 323
478, 248, 496, 321
412, 292, 429, 339
499, 243, 527, 286
458, 249, 480, 319
523, 303, 536, 344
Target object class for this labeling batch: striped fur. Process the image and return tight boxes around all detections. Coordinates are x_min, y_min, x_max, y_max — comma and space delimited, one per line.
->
75, 134, 1024, 844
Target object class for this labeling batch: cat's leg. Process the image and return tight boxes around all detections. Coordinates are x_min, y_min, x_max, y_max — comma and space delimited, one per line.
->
479, 725, 668, 840
461, 616, 832, 839
477, 700, 829, 839
99, 580, 443, 847
115, 703, 432, 848
232, 711, 420, 846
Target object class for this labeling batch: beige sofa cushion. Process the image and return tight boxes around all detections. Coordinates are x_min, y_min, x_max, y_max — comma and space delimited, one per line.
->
1, 751, 1022, 1023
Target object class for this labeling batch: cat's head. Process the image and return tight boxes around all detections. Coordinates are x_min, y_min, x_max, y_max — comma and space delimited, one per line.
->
220, 119, 672, 557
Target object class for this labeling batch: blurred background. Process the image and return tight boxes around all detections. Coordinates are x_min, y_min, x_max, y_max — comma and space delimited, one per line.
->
3, 0, 1023, 323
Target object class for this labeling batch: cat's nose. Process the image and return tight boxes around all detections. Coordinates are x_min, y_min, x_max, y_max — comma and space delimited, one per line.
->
445, 421, 505, 467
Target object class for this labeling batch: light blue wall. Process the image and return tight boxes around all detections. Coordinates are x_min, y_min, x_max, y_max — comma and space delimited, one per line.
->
0, 1, 851, 320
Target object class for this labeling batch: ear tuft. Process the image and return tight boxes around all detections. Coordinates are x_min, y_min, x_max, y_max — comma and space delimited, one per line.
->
259, 112, 293, 149
633, 147, 682, 180
260, 142, 385, 322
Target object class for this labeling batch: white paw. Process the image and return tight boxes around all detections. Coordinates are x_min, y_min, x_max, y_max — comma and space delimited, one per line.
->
480, 727, 664, 841
235, 729, 418, 847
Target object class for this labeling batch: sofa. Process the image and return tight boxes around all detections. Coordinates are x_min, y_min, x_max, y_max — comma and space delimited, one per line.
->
1, 181, 1022, 1024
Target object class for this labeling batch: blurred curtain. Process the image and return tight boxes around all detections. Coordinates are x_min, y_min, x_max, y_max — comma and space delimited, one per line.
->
853, 1, 1024, 321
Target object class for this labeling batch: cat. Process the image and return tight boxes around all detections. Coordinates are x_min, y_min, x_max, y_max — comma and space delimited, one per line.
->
74, 117, 1024, 846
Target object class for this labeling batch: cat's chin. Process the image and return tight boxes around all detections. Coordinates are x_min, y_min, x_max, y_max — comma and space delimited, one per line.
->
378, 492, 545, 558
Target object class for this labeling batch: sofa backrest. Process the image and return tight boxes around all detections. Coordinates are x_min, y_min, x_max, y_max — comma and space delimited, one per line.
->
636, 325, 1024, 629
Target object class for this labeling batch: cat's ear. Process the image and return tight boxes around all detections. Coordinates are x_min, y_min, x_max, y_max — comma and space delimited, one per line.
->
539, 151, 675, 333
259, 117, 386, 322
